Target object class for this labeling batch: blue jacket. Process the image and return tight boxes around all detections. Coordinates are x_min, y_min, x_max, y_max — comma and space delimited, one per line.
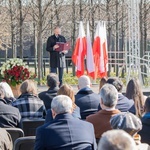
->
35, 113, 97, 150
75, 87, 100, 119
138, 113, 150, 144
116, 93, 135, 113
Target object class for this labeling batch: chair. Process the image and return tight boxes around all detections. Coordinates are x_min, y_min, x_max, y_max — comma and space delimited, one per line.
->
81, 109, 98, 120
13, 136, 35, 150
21, 118, 45, 136
4, 128, 24, 145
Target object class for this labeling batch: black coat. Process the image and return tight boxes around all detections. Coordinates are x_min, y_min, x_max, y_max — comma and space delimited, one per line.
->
34, 113, 97, 150
138, 113, 150, 144
46, 34, 66, 68
75, 87, 100, 119
38, 87, 58, 110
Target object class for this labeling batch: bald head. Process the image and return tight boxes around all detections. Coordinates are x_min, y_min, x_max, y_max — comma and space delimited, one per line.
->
78, 75, 91, 89
54, 26, 61, 36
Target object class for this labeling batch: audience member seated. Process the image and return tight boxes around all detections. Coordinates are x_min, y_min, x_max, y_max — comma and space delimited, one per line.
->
126, 78, 146, 117
75, 75, 100, 119
0, 81, 15, 104
110, 112, 150, 150
35, 95, 97, 150
86, 84, 120, 138
0, 87, 21, 128
99, 77, 107, 91
45, 84, 80, 123
12, 80, 46, 119
106, 77, 135, 113
139, 97, 150, 144
38, 73, 59, 110
0, 128, 13, 150
98, 130, 137, 150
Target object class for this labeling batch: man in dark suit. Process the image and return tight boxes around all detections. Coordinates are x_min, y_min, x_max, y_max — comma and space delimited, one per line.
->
106, 77, 135, 114
75, 75, 100, 119
46, 26, 67, 87
38, 73, 59, 110
35, 95, 97, 150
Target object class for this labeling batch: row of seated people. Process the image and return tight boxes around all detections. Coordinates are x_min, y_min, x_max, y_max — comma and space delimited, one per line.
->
1, 85, 150, 149
0, 74, 150, 149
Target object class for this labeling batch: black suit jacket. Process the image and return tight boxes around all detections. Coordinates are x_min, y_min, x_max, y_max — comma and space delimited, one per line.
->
35, 113, 97, 150
46, 34, 66, 68
38, 87, 58, 110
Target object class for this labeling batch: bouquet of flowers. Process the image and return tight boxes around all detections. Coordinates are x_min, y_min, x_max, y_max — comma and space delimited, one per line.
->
0, 58, 36, 86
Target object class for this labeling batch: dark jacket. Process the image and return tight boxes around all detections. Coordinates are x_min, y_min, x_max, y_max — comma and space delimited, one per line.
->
38, 87, 58, 110
46, 34, 66, 68
0, 98, 21, 128
34, 113, 97, 150
116, 93, 135, 113
138, 113, 150, 144
75, 87, 100, 119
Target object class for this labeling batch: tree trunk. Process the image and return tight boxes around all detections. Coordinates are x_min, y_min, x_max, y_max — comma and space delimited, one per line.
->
91, 0, 95, 42
18, 0, 23, 59
106, 0, 112, 76
115, 0, 119, 77
54, 0, 60, 26
72, 0, 76, 76
79, 0, 83, 20
37, 0, 43, 85
8, 0, 15, 58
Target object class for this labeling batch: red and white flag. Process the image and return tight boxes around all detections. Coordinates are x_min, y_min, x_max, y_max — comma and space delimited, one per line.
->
72, 21, 86, 77
93, 21, 108, 79
86, 22, 95, 79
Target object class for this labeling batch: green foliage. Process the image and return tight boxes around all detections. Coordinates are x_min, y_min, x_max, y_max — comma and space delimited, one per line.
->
144, 77, 150, 87
63, 72, 78, 85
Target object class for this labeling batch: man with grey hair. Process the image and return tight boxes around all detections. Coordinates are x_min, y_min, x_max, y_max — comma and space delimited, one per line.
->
86, 84, 120, 139
98, 130, 137, 150
35, 95, 97, 150
75, 75, 100, 119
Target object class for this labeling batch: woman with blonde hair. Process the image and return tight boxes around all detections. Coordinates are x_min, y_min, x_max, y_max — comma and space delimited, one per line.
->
45, 84, 81, 123
12, 80, 46, 119
0, 82, 15, 104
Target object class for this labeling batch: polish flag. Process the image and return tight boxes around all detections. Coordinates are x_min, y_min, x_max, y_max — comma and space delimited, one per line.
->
86, 22, 95, 79
93, 21, 108, 79
72, 21, 86, 77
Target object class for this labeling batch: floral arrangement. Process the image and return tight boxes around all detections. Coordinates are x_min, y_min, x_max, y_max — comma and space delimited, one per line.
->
0, 58, 36, 86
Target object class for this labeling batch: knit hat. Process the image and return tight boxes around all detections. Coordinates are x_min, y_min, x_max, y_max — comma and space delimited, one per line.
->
110, 112, 142, 136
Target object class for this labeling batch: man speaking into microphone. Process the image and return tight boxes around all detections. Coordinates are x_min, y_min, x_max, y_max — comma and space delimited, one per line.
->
46, 26, 67, 87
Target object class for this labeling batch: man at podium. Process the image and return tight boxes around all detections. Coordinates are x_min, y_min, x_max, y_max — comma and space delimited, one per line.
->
46, 26, 68, 87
